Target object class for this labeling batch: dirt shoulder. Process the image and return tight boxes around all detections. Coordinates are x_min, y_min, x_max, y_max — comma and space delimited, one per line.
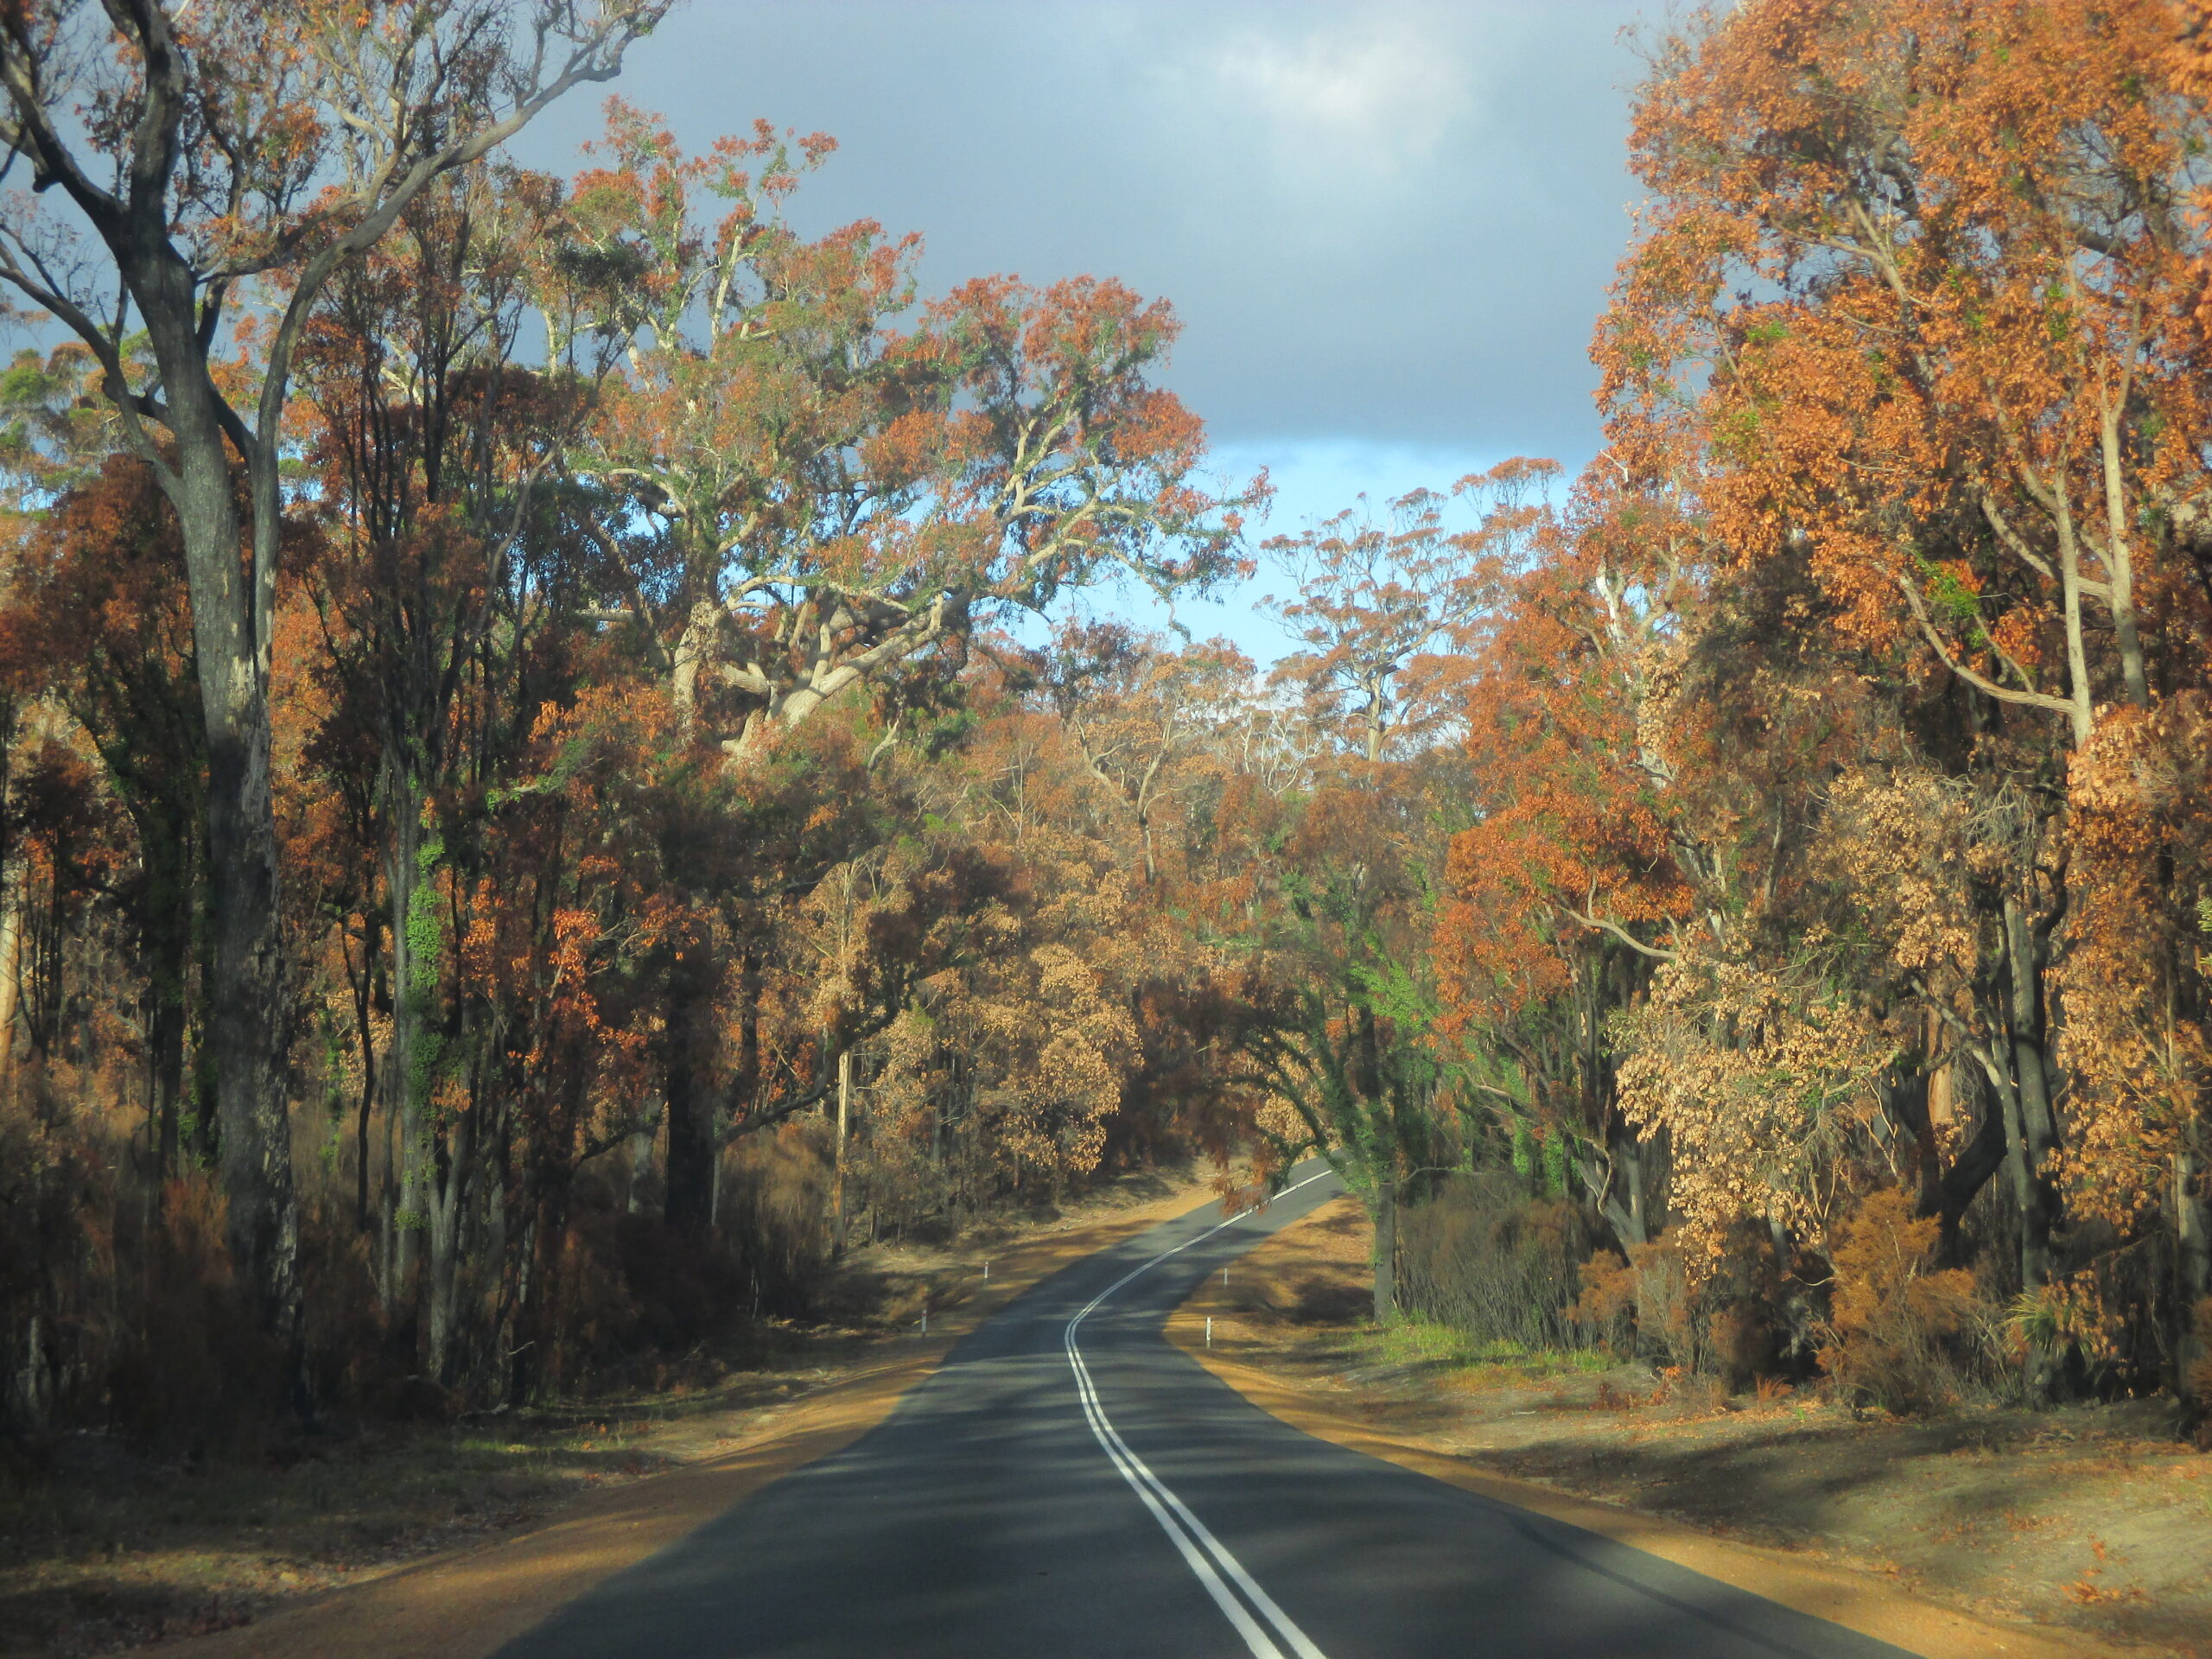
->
1, 1165, 1220, 1659
1169, 1196, 2211, 1659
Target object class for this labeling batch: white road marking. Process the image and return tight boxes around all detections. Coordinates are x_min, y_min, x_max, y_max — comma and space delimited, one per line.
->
1064, 1170, 1336, 1659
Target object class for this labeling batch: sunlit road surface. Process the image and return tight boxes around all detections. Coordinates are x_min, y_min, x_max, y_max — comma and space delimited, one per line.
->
495, 1166, 1911, 1659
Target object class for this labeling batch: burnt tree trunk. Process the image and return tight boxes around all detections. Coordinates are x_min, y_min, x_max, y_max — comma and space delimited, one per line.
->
2003, 892, 2057, 1292
661, 942, 721, 1234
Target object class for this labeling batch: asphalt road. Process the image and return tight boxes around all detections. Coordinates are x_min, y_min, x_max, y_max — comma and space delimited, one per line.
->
496, 1166, 1915, 1659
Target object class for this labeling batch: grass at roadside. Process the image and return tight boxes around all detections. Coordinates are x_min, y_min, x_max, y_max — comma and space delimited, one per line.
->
1312, 1316, 1612, 1377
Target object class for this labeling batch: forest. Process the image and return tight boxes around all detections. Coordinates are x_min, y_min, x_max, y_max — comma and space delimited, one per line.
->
2, 0, 2211, 1458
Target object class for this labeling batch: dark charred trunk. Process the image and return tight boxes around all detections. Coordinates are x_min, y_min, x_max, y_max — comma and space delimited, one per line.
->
2002, 893, 2056, 1291
662, 944, 721, 1234
1936, 1096, 2012, 1263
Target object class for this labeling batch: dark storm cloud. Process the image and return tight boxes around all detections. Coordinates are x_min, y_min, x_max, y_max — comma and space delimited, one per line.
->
513, 1, 1656, 465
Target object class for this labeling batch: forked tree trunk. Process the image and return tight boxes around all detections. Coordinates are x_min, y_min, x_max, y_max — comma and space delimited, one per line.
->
117, 241, 302, 1354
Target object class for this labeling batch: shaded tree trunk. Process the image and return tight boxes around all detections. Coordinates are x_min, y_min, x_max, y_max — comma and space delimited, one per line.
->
833, 1047, 853, 1255
2176, 1151, 2212, 1440
126, 797, 198, 1182
2002, 893, 2056, 1291
128, 245, 302, 1352
1372, 1166, 1398, 1325
387, 785, 432, 1290
662, 944, 720, 1233
425, 1091, 475, 1384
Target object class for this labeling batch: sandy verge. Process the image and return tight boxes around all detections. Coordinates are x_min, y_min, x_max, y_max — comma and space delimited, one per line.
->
143, 1175, 1222, 1659
1167, 1194, 2183, 1659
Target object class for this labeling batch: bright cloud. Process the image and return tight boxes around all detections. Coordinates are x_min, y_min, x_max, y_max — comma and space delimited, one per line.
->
1200, 18, 1476, 178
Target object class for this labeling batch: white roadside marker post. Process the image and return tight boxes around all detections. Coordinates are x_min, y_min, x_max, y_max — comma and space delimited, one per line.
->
1206, 1316, 1212, 1349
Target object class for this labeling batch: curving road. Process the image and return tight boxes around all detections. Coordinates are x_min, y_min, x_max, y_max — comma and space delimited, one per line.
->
496, 1167, 1912, 1659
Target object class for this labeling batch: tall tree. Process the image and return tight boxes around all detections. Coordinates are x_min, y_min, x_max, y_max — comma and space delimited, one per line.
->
556, 109, 1257, 1229
0, 0, 670, 1345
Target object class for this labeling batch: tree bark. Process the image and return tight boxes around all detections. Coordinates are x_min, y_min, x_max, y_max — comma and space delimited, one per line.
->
661, 944, 720, 1233
2097, 399, 2151, 709
127, 796, 197, 1183
671, 598, 721, 732
1372, 1166, 1399, 1325
387, 787, 431, 1290
127, 230, 302, 1351
2003, 892, 2057, 1289
425, 1096, 474, 1385
2053, 485, 2096, 747
833, 1046, 853, 1255
0, 861, 22, 1083
1937, 1096, 2012, 1263
2176, 1150, 2211, 1438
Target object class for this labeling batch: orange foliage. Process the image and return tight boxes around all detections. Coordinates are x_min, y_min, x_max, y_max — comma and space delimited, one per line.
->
1819, 1190, 1986, 1414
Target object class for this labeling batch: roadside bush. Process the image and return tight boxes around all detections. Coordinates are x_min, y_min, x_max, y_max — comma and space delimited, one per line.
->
718, 1123, 836, 1319
0, 1098, 107, 1437
1818, 1188, 1995, 1414
1397, 1173, 1592, 1351
1573, 1237, 1700, 1368
1572, 1219, 1809, 1386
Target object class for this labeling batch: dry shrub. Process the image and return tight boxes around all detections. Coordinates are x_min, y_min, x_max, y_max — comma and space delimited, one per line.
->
1819, 1188, 1993, 1414
1573, 1237, 1699, 1366
719, 1122, 837, 1318
3, 1087, 295, 1451
105, 1175, 278, 1452
0, 1102, 106, 1434
548, 1182, 747, 1395
1572, 1222, 1804, 1386
1397, 1173, 1592, 1351
295, 1193, 401, 1419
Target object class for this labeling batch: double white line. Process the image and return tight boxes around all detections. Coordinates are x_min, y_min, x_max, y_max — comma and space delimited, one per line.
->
1062, 1171, 1334, 1659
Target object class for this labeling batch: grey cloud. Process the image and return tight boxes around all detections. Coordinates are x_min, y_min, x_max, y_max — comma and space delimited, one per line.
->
512, 0, 1656, 463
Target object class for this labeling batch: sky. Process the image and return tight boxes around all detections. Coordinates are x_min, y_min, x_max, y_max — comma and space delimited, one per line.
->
512, 1, 1661, 658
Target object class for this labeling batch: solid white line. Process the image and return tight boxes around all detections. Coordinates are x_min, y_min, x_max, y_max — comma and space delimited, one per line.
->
1064, 1170, 1335, 1659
